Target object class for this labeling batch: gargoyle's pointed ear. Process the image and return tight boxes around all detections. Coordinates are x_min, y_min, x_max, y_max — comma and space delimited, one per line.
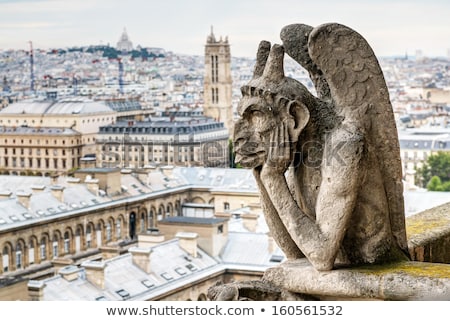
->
287, 100, 310, 141
262, 44, 285, 82
253, 40, 271, 78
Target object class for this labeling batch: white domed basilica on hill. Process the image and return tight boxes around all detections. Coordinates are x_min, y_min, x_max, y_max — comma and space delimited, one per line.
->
116, 27, 133, 52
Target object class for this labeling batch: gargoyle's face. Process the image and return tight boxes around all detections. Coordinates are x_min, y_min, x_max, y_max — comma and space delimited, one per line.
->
233, 95, 278, 168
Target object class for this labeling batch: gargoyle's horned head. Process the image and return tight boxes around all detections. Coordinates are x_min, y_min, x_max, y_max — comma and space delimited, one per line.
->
233, 42, 314, 169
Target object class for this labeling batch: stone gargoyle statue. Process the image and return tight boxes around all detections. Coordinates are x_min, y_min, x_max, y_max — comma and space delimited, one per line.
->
233, 22, 411, 271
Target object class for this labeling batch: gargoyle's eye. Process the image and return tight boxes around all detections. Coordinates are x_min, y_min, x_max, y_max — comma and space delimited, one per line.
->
243, 105, 262, 118
250, 109, 264, 117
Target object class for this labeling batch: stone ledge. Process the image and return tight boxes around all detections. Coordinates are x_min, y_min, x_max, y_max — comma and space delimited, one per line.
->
262, 259, 450, 300
407, 201, 450, 246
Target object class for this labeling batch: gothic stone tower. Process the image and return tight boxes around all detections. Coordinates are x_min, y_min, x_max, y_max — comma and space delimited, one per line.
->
203, 27, 233, 134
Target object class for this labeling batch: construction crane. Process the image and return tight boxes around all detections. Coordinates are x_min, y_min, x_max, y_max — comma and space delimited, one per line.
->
29, 41, 35, 93
118, 57, 124, 95
72, 75, 78, 96
91, 54, 124, 95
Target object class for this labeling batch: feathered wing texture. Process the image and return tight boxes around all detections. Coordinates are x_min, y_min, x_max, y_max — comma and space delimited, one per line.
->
280, 23, 331, 101
307, 23, 408, 254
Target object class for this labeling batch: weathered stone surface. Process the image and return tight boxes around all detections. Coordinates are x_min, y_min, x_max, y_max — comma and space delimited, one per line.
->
232, 22, 409, 272
207, 279, 318, 301
263, 258, 450, 300
406, 202, 450, 263
210, 22, 440, 302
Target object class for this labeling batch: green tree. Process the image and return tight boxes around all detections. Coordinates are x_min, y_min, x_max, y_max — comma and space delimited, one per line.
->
426, 176, 443, 191
417, 151, 450, 190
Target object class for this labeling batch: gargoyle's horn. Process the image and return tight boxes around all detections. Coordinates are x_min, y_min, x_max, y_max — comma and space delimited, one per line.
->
262, 44, 285, 82
253, 41, 271, 78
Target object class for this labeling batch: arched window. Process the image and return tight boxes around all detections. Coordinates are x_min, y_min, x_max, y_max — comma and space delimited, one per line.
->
149, 210, 155, 228
40, 238, 47, 260
15, 243, 23, 269
86, 225, 92, 248
28, 240, 35, 265
64, 232, 70, 254
52, 235, 59, 258
96, 223, 103, 247
129, 213, 136, 240
140, 213, 145, 233
75, 227, 82, 253
106, 222, 112, 242
116, 219, 122, 239
2, 246, 10, 272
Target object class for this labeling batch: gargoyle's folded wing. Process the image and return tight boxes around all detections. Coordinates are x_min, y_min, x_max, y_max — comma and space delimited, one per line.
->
307, 22, 408, 255
281, 23, 331, 102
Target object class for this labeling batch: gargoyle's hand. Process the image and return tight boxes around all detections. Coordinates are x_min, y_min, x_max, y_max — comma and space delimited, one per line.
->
265, 121, 293, 174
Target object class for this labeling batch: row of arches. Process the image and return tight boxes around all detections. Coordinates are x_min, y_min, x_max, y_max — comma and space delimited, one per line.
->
1, 199, 185, 275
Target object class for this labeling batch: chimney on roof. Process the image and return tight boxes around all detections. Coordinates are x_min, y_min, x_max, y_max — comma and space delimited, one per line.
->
50, 173, 58, 185
58, 265, 80, 282
176, 232, 198, 258
82, 261, 106, 289
129, 247, 152, 273
28, 280, 45, 301
66, 177, 81, 187
161, 165, 174, 178
16, 191, 32, 209
31, 185, 46, 194
50, 185, 65, 203
52, 257, 74, 274
267, 232, 276, 254
99, 245, 121, 260
248, 202, 261, 213
138, 228, 165, 248
0, 191, 12, 200
85, 176, 99, 196
242, 212, 259, 233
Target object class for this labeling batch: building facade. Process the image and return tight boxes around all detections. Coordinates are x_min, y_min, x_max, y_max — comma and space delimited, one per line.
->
96, 115, 230, 168
398, 128, 450, 171
0, 126, 83, 176
0, 166, 270, 300
203, 27, 233, 133
0, 97, 117, 175
0, 166, 260, 277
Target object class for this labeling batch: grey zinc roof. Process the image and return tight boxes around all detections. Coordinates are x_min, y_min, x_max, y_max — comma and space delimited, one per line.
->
172, 167, 257, 191
0, 126, 81, 136
38, 219, 284, 300
0, 176, 109, 230
98, 117, 226, 135
0, 97, 114, 115
161, 216, 227, 225
0, 167, 260, 230
0, 199, 39, 225
41, 239, 220, 301
0, 175, 50, 192
220, 232, 285, 267
0, 100, 50, 114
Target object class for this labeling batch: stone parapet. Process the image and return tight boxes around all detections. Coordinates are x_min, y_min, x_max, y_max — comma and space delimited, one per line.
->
406, 202, 450, 264
263, 258, 450, 300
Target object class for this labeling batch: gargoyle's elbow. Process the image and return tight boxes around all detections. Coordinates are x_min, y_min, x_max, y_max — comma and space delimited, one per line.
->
312, 261, 334, 271
308, 255, 334, 271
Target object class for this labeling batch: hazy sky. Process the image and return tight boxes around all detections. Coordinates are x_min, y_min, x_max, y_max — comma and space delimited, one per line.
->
1, 0, 449, 58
